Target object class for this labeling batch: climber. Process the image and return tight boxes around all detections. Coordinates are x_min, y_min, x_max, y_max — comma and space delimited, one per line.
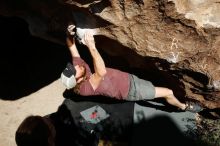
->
61, 24, 203, 113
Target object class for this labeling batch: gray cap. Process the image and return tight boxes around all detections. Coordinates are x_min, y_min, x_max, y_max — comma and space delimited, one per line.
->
61, 63, 76, 89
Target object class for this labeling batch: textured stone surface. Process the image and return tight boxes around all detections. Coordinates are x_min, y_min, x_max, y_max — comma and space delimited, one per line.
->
0, 0, 219, 112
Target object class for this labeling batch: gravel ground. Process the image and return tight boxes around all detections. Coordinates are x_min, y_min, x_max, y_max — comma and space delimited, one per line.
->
0, 79, 65, 146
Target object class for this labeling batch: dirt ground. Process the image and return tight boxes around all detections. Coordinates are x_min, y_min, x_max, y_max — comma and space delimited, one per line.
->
0, 79, 65, 146
1, 78, 218, 146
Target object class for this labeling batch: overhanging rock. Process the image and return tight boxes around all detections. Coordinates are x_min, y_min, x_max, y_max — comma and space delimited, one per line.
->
0, 0, 219, 113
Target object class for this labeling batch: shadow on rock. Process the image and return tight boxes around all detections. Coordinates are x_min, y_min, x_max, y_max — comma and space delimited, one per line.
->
0, 16, 69, 100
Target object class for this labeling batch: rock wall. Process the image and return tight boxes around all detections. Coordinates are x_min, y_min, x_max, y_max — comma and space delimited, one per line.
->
0, 0, 219, 112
